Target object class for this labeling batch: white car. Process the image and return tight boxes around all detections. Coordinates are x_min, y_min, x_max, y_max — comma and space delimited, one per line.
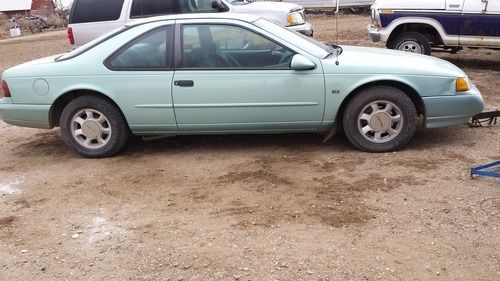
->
368, 0, 500, 55
68, 0, 313, 47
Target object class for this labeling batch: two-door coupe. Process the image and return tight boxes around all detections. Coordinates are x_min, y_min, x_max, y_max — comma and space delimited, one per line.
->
0, 14, 484, 157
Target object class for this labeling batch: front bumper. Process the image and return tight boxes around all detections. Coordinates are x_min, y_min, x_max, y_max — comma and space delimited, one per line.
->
423, 87, 484, 129
0, 98, 51, 129
288, 22, 313, 37
367, 24, 381, 42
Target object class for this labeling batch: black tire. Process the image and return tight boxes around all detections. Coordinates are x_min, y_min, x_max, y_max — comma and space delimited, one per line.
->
348, 7, 368, 14
342, 86, 417, 152
389, 32, 431, 55
60, 95, 130, 158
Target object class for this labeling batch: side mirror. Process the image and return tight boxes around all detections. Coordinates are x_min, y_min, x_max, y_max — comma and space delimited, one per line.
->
211, 0, 225, 11
290, 54, 316, 70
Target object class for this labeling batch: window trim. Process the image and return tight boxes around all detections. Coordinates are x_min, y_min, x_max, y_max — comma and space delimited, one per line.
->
104, 25, 175, 71
175, 23, 297, 71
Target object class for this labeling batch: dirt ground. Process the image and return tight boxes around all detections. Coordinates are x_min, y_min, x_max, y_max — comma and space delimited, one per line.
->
0, 14, 499, 281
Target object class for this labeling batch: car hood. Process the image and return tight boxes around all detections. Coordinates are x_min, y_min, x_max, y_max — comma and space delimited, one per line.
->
322, 46, 465, 78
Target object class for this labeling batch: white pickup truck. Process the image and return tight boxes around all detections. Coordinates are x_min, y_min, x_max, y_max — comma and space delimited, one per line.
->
68, 0, 313, 47
368, 0, 500, 55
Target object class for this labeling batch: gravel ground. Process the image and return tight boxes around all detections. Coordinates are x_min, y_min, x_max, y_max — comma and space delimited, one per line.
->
0, 14, 499, 281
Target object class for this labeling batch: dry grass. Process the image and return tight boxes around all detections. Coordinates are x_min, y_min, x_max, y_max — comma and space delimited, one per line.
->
0, 16, 11, 38
45, 14, 65, 28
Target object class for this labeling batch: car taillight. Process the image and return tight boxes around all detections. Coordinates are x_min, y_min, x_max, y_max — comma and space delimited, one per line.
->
1, 80, 11, 98
67, 27, 75, 45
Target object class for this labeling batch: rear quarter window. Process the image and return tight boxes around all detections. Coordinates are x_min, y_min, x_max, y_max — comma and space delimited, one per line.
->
130, 0, 220, 18
70, 0, 125, 24
130, 0, 177, 18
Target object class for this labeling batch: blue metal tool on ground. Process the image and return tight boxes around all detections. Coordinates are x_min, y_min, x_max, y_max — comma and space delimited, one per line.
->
471, 161, 500, 179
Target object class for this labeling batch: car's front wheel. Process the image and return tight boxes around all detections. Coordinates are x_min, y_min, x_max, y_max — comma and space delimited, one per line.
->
342, 86, 417, 152
389, 32, 431, 55
60, 95, 129, 158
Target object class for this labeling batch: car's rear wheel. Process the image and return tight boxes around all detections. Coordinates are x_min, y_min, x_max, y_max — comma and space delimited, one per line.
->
342, 86, 417, 152
389, 32, 431, 55
60, 95, 129, 158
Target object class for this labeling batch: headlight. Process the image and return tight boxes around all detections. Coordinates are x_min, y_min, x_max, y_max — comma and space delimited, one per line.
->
456, 77, 471, 92
287, 11, 305, 26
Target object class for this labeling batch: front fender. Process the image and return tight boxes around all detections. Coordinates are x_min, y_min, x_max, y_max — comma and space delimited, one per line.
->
321, 74, 431, 131
381, 16, 456, 45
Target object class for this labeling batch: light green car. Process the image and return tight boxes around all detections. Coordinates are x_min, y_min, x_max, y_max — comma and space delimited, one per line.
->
0, 14, 484, 158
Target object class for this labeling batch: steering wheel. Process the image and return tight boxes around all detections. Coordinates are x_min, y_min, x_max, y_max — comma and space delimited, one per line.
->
279, 52, 295, 65
241, 39, 250, 50
270, 43, 283, 55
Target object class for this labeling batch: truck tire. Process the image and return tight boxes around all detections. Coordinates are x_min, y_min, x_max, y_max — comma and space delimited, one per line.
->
389, 32, 431, 55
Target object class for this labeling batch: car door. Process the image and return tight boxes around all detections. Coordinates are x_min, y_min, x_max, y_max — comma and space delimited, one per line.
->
104, 24, 177, 134
460, 0, 500, 46
171, 21, 325, 132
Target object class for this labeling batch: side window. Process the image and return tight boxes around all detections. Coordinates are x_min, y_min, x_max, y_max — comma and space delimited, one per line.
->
179, 0, 219, 13
107, 26, 172, 70
70, 0, 125, 24
181, 24, 295, 69
130, 0, 177, 18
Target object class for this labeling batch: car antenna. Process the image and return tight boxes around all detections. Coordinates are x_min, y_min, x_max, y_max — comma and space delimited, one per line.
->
334, 0, 340, 65
335, 0, 340, 44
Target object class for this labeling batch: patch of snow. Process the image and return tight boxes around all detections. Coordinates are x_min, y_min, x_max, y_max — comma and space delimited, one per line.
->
87, 216, 127, 245
0, 178, 24, 195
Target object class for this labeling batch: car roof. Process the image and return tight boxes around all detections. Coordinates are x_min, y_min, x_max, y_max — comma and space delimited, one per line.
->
126, 13, 262, 27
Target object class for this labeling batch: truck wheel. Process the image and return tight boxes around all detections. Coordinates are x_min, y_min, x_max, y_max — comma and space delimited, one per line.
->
389, 32, 431, 55
342, 86, 417, 152
60, 95, 130, 158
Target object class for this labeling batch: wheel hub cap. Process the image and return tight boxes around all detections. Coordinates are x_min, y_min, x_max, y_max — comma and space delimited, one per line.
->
370, 112, 391, 132
398, 42, 422, 53
81, 120, 101, 139
70, 109, 112, 149
357, 100, 404, 144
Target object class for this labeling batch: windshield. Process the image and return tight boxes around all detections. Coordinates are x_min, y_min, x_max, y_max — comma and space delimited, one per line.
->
253, 18, 330, 59
56, 27, 128, 61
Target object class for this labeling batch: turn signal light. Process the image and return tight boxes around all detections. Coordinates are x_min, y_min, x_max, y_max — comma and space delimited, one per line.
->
1, 80, 11, 98
287, 12, 304, 26
456, 77, 470, 92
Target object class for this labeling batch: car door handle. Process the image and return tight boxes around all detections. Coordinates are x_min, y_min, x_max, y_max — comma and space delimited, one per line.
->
174, 80, 194, 87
